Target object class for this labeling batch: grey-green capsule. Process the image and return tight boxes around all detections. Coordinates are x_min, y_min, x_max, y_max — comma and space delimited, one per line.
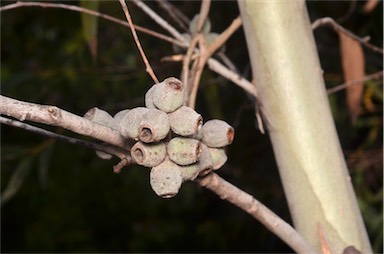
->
181, 143, 213, 180
168, 106, 202, 137
209, 147, 228, 170
116, 107, 149, 140
131, 141, 166, 167
84, 107, 115, 160
167, 137, 201, 166
152, 77, 184, 113
113, 109, 130, 125
201, 119, 235, 148
196, 143, 214, 176
84, 107, 115, 129
144, 85, 156, 109
139, 109, 170, 143
150, 158, 183, 198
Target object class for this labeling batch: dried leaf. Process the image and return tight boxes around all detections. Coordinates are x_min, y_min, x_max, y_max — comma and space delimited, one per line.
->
80, 0, 99, 61
339, 32, 365, 124
363, 0, 379, 13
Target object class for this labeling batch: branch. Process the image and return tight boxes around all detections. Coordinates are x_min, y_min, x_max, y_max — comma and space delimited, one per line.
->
0, 116, 130, 161
311, 17, 383, 54
130, 0, 189, 45
118, 0, 159, 83
196, 0, 211, 33
154, 0, 190, 31
131, 0, 258, 98
0, 95, 130, 150
327, 71, 383, 94
187, 16, 244, 108
206, 58, 258, 97
197, 173, 318, 254
0, 1, 184, 48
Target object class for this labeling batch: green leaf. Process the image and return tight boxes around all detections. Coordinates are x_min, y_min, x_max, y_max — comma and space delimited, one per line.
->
1, 157, 33, 206
80, 0, 99, 61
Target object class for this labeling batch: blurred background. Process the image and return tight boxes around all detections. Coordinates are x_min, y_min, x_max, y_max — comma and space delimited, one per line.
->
1, 1, 382, 252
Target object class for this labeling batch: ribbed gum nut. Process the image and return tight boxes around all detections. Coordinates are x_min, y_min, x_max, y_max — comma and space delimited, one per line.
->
201, 119, 235, 148
167, 137, 201, 166
113, 109, 130, 125
131, 141, 166, 167
150, 158, 183, 198
144, 85, 156, 109
209, 147, 228, 170
139, 109, 170, 143
117, 107, 149, 140
84, 107, 115, 129
152, 77, 184, 113
168, 106, 203, 137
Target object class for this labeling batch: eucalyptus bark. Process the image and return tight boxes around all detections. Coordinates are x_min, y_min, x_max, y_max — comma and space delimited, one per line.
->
237, 1, 372, 253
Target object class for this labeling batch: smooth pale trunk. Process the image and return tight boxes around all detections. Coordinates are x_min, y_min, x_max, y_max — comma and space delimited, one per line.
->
237, 0, 372, 253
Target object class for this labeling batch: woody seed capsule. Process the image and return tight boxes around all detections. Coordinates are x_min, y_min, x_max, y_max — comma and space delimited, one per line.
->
179, 164, 201, 181
139, 109, 170, 143
152, 77, 184, 113
117, 107, 149, 140
150, 158, 183, 198
113, 109, 130, 125
167, 137, 201, 166
209, 147, 228, 170
201, 119, 235, 148
131, 141, 166, 167
84, 107, 115, 160
144, 85, 156, 109
196, 143, 214, 176
84, 107, 115, 129
168, 106, 202, 137
181, 143, 214, 180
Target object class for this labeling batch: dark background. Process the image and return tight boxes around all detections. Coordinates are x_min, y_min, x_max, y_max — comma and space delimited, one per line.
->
1, 1, 382, 252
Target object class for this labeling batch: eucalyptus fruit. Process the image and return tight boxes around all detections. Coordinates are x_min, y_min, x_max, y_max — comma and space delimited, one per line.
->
85, 77, 235, 198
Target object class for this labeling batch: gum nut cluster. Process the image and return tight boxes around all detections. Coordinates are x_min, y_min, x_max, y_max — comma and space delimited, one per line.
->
84, 77, 235, 199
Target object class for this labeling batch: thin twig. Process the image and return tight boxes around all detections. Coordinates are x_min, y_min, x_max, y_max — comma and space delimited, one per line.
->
217, 51, 239, 73
311, 17, 383, 54
0, 95, 130, 150
207, 58, 258, 98
155, 0, 189, 31
197, 173, 317, 254
336, 0, 357, 24
182, 34, 202, 105
0, 1, 184, 48
131, 0, 188, 46
196, 0, 211, 33
118, 0, 159, 83
188, 37, 208, 109
327, 71, 383, 94
188, 16, 243, 109
131, 0, 258, 98
0, 116, 130, 160
206, 16, 242, 57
